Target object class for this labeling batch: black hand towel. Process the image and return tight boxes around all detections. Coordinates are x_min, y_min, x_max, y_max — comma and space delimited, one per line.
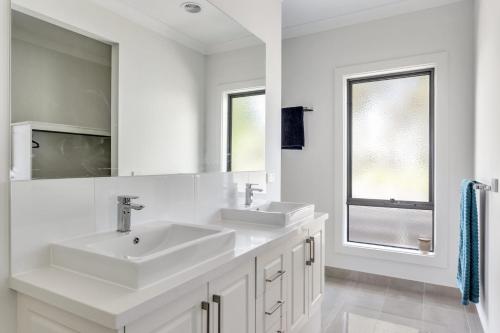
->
282, 106, 305, 150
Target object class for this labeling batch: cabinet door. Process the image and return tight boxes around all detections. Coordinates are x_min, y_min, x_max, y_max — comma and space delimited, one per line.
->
308, 219, 325, 315
210, 260, 255, 333
286, 231, 309, 332
126, 285, 208, 333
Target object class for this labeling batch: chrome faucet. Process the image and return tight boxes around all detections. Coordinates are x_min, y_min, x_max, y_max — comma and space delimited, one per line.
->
245, 183, 263, 206
117, 195, 145, 233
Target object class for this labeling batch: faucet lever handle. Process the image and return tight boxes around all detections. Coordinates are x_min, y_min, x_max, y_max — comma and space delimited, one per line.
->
117, 195, 139, 204
246, 183, 259, 189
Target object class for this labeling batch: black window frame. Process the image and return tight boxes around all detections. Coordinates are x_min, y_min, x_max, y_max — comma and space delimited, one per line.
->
346, 69, 435, 251
226, 89, 266, 172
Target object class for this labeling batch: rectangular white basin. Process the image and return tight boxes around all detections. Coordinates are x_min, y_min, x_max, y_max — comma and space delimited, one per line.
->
221, 201, 315, 226
51, 222, 235, 289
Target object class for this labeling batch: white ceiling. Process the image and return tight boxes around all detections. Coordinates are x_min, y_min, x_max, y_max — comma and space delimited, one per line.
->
282, 0, 465, 39
90, 0, 262, 54
92, 0, 466, 52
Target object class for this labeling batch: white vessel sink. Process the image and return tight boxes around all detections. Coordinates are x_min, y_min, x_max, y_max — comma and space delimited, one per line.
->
221, 201, 315, 226
51, 222, 235, 289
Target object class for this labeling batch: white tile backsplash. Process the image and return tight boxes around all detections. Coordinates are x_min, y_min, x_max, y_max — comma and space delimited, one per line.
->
248, 171, 268, 205
155, 174, 196, 224
11, 178, 95, 274
94, 175, 195, 231
10, 171, 269, 274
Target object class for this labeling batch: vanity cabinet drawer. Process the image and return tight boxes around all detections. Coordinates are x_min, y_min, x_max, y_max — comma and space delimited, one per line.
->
256, 244, 286, 298
266, 317, 285, 333
264, 298, 284, 330
256, 244, 288, 333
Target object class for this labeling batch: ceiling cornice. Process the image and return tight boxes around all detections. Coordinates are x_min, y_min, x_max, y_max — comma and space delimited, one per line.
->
282, 0, 466, 40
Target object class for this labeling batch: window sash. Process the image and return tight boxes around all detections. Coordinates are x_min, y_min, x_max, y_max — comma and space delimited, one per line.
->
346, 69, 435, 209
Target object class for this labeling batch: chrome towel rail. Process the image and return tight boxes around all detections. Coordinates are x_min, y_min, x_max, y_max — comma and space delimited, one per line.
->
473, 178, 498, 192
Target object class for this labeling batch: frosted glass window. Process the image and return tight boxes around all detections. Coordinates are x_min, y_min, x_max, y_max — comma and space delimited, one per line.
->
350, 73, 431, 201
348, 206, 433, 250
227, 91, 265, 172
346, 69, 434, 251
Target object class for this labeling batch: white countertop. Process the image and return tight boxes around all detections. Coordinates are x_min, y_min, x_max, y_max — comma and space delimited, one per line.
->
10, 213, 328, 329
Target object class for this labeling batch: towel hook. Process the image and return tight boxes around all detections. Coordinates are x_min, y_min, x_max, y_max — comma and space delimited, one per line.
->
473, 178, 498, 192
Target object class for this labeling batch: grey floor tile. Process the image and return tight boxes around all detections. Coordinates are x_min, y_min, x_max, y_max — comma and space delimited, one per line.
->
377, 312, 425, 332
324, 305, 380, 333
419, 320, 455, 333
341, 291, 386, 312
326, 267, 360, 281
387, 278, 424, 303
465, 303, 478, 314
466, 313, 484, 333
422, 304, 469, 333
355, 280, 389, 296
382, 296, 423, 320
424, 283, 464, 310
321, 273, 478, 333
357, 273, 391, 289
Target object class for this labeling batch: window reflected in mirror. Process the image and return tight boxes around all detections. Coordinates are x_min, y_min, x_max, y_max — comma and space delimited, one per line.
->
226, 90, 266, 172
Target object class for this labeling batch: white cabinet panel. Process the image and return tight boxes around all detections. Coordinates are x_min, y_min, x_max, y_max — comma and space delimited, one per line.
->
210, 260, 255, 333
17, 294, 120, 333
287, 232, 309, 332
27, 313, 78, 333
309, 220, 325, 315
148, 311, 197, 333
126, 285, 207, 333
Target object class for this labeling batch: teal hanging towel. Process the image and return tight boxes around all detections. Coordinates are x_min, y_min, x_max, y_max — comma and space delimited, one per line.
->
457, 179, 480, 305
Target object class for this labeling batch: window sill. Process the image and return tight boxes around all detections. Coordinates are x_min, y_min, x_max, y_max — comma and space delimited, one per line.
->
344, 241, 435, 257
335, 240, 446, 268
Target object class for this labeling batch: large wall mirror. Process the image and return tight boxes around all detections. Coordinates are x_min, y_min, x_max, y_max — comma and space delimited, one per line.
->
10, 0, 266, 180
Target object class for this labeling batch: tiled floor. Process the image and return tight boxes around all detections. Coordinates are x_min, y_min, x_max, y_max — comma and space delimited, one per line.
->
321, 272, 483, 333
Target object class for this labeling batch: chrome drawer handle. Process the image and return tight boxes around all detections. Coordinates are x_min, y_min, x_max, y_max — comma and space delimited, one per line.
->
310, 236, 315, 264
213, 295, 221, 333
306, 238, 312, 265
201, 301, 209, 333
266, 270, 285, 283
265, 300, 284, 315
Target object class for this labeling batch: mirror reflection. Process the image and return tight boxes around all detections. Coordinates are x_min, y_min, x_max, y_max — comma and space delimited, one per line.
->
10, 0, 266, 180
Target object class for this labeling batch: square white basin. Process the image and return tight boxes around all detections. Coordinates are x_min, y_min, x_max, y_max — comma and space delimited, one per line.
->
221, 201, 315, 226
51, 222, 235, 289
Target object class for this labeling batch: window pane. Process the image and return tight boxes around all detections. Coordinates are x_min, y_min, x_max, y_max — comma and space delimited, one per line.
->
351, 74, 430, 201
230, 93, 265, 171
348, 205, 433, 250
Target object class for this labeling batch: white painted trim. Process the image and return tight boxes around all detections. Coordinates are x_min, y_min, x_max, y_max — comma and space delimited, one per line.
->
333, 52, 449, 268
283, 0, 466, 40
11, 121, 111, 137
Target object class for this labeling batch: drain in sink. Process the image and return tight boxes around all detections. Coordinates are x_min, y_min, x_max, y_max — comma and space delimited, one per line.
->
133, 237, 140, 244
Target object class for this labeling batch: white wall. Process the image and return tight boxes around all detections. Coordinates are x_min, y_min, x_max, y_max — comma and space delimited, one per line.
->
204, 45, 266, 172
282, 1, 475, 286
0, 1, 16, 332
11, 11, 112, 129
13, 0, 206, 176
474, 0, 500, 331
